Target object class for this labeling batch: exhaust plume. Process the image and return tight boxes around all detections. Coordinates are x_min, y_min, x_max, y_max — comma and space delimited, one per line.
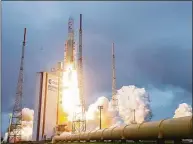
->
117, 85, 152, 124
85, 85, 152, 131
21, 108, 34, 141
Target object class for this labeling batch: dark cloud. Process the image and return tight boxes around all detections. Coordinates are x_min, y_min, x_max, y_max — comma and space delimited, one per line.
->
128, 42, 192, 92
148, 85, 192, 120
1, 1, 192, 134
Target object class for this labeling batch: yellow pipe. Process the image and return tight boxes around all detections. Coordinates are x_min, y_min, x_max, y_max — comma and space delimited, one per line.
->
52, 116, 193, 143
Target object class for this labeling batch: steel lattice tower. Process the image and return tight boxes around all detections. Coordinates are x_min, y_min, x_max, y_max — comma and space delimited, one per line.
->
8, 28, 27, 143
72, 14, 86, 133
112, 43, 118, 110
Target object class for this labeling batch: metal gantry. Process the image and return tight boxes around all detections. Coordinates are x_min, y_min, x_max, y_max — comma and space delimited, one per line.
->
72, 105, 86, 134
8, 28, 27, 143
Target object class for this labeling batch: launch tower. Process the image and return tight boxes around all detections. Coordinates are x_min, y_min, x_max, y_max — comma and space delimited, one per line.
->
8, 28, 27, 143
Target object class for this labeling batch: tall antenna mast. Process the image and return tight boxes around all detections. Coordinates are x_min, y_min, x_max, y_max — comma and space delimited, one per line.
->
8, 28, 27, 143
78, 14, 85, 113
112, 42, 118, 110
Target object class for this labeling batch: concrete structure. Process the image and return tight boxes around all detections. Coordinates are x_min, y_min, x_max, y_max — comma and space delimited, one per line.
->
50, 62, 68, 126
33, 72, 59, 141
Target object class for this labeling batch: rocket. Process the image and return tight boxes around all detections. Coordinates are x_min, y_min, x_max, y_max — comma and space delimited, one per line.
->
64, 17, 76, 70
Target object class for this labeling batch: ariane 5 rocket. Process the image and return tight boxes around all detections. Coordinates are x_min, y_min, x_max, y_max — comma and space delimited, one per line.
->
64, 17, 76, 70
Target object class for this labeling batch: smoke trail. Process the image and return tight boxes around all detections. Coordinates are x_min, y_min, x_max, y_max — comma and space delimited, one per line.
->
173, 103, 192, 118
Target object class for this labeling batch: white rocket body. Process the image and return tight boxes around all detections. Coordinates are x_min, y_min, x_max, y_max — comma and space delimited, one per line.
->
64, 17, 76, 70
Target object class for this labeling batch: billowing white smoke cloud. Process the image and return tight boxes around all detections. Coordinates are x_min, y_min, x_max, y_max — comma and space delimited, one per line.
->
173, 103, 192, 118
21, 108, 34, 141
85, 85, 152, 131
22, 108, 34, 121
3, 132, 8, 142
85, 96, 122, 131
117, 85, 152, 124
5, 108, 34, 142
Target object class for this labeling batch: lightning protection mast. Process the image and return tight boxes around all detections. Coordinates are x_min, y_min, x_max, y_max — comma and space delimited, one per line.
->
78, 14, 85, 116
8, 28, 27, 143
72, 14, 86, 133
112, 42, 118, 110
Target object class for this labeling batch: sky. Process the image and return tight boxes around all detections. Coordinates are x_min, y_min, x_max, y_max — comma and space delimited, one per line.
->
1, 1, 192, 135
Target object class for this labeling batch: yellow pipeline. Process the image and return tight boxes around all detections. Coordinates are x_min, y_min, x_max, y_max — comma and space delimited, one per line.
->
52, 116, 193, 143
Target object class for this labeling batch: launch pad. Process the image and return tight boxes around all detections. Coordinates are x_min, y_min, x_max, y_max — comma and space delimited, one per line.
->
33, 14, 86, 141
53, 14, 86, 134
72, 105, 86, 134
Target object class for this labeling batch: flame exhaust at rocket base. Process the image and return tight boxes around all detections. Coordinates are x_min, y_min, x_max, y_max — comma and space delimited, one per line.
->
64, 17, 76, 70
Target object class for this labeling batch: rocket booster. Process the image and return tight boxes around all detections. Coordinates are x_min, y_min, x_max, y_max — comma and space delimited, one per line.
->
64, 17, 76, 70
